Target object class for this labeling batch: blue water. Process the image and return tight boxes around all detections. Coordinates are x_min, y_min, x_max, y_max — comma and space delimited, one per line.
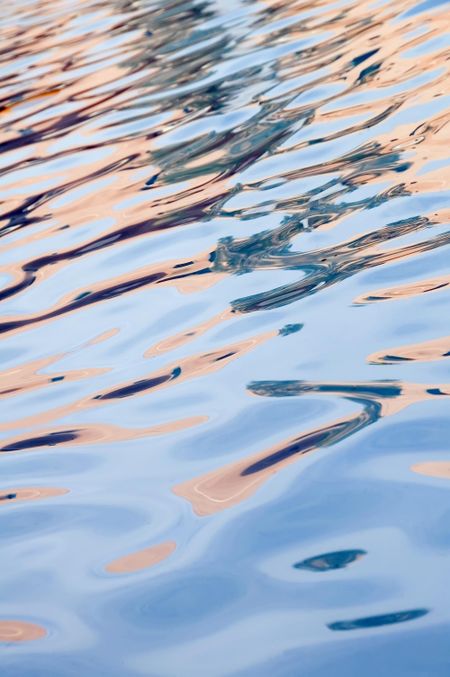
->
0, 0, 449, 674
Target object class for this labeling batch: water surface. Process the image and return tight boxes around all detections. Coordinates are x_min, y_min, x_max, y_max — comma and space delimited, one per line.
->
1, 0, 449, 674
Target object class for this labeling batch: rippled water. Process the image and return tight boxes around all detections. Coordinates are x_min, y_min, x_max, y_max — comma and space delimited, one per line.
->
1, 0, 449, 673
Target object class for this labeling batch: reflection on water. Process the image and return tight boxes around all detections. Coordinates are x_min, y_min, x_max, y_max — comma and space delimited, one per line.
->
354, 272, 450, 304
294, 549, 367, 571
328, 608, 429, 631
368, 334, 450, 364
0, 486, 68, 504
106, 541, 176, 574
0, 620, 46, 643
411, 461, 450, 479
1, 0, 449, 672
174, 379, 448, 515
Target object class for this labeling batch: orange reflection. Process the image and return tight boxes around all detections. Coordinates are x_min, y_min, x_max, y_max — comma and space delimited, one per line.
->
106, 541, 176, 574
0, 326, 116, 400
173, 411, 362, 516
0, 326, 275, 440
93, 329, 277, 412
0, 248, 223, 340
85, 327, 119, 347
0, 620, 46, 642
174, 380, 449, 515
354, 274, 450, 305
0, 355, 107, 399
0, 487, 68, 504
0, 417, 207, 453
368, 335, 450, 364
411, 462, 450, 480
256, 0, 449, 199
145, 309, 233, 358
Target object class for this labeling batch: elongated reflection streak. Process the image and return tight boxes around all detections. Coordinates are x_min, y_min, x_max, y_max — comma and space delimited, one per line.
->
173, 409, 372, 516
0, 326, 280, 444
0, 327, 116, 400
0, 417, 207, 453
0, 487, 69, 503
174, 380, 449, 515
368, 335, 450, 364
0, 250, 221, 338
354, 274, 450, 305
144, 309, 233, 358
411, 462, 450, 480
328, 608, 429, 631
106, 541, 176, 574
0, 620, 46, 642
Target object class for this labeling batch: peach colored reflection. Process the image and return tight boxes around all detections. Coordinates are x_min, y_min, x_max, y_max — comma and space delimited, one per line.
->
368, 335, 450, 364
0, 326, 116, 399
0, 10, 234, 300
5, 0, 446, 333
174, 381, 449, 515
0, 620, 46, 642
145, 309, 233, 358
411, 462, 450, 480
106, 541, 176, 574
173, 412, 357, 516
147, 329, 277, 390
0, 487, 68, 504
0, 417, 207, 453
0, 327, 274, 437
0, 249, 222, 340
85, 328, 119, 347
255, 0, 449, 198
354, 274, 450, 305
0, 356, 107, 400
